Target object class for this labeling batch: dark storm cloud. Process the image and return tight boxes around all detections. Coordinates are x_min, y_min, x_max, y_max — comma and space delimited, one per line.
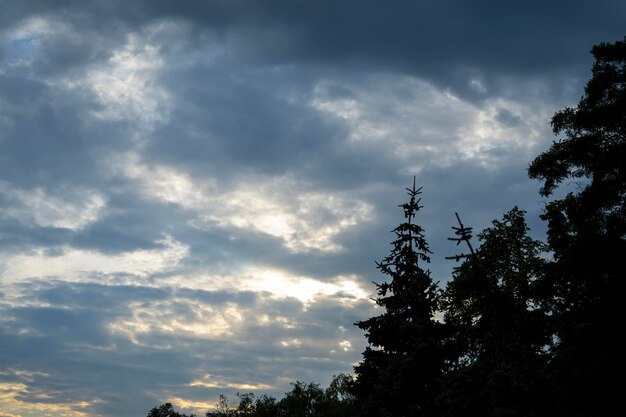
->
0, 218, 72, 252
1, 0, 617, 197
118, 0, 625, 75
0, 73, 119, 188
150, 0, 617, 100
69, 191, 193, 253
6, 1, 625, 100
146, 66, 346, 179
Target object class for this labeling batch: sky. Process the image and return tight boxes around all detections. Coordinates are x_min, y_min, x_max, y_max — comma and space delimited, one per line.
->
0, 1, 623, 416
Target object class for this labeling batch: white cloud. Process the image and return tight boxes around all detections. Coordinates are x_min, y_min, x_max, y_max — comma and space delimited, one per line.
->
121, 154, 213, 210
338, 340, 352, 352
280, 338, 303, 348
85, 33, 169, 125
121, 155, 373, 253
151, 266, 371, 309
109, 299, 245, 344
0, 182, 106, 231
188, 379, 273, 391
0, 235, 188, 284
45, 23, 173, 132
311, 74, 552, 169
0, 381, 96, 417
203, 178, 373, 253
457, 97, 549, 164
100, 250, 370, 305
236, 267, 370, 305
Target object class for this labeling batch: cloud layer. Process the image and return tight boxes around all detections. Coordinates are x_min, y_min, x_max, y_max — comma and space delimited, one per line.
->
0, 2, 623, 416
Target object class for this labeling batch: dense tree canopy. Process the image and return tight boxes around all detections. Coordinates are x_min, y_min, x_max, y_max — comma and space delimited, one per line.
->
529, 37, 626, 218
528, 36, 626, 417
439, 208, 553, 417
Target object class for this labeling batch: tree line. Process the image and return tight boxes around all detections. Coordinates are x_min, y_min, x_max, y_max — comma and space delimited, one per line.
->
147, 36, 626, 417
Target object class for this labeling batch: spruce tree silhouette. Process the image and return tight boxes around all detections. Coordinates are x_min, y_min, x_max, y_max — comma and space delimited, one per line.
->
353, 179, 445, 417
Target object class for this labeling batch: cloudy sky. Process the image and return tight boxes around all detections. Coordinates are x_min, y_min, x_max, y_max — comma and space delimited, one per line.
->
0, 1, 623, 416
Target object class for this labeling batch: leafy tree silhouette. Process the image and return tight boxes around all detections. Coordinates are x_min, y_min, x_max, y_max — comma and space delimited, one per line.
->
528, 36, 626, 416
439, 208, 553, 417
353, 179, 445, 417
206, 393, 255, 417
199, 374, 354, 417
147, 402, 195, 417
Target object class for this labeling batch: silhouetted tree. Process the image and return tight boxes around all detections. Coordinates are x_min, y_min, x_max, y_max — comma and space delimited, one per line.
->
206, 393, 255, 417
277, 381, 326, 417
206, 394, 235, 417
147, 403, 195, 417
528, 36, 626, 416
353, 180, 445, 417
252, 394, 279, 417
236, 393, 256, 416
439, 208, 553, 417
323, 373, 356, 417
200, 374, 355, 417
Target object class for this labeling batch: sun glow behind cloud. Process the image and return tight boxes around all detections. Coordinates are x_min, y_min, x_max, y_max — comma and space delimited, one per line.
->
238, 267, 370, 305
121, 155, 374, 253
188, 378, 273, 391
0, 381, 96, 417
109, 300, 245, 344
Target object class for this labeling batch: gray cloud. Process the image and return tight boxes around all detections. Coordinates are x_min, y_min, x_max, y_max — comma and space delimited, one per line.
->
0, 280, 371, 416
0, 2, 622, 416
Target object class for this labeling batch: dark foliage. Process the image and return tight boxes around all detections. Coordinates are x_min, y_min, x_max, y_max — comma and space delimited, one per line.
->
439, 208, 554, 417
214, 374, 355, 417
147, 403, 196, 417
528, 36, 626, 417
148, 374, 355, 417
353, 180, 446, 417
